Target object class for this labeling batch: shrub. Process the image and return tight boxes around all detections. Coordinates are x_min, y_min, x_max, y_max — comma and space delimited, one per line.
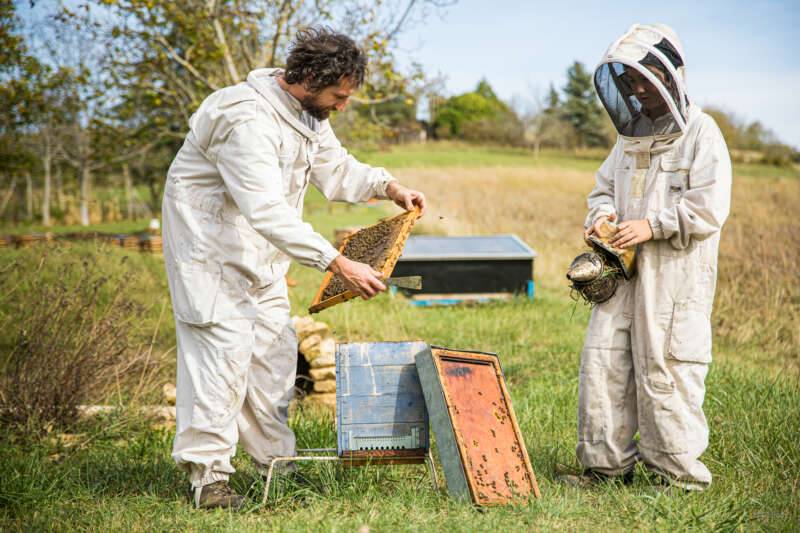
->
0, 244, 163, 434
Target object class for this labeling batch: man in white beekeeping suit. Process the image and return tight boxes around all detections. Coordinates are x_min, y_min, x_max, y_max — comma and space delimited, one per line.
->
162, 27, 426, 509
562, 23, 732, 491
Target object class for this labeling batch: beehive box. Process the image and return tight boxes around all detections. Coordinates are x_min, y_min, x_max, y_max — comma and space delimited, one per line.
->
415, 346, 540, 505
309, 209, 419, 314
336, 341, 429, 464
392, 235, 536, 296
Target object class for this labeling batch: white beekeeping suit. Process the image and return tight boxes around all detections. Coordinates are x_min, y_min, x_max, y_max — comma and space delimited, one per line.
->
162, 68, 396, 490
578, 24, 732, 490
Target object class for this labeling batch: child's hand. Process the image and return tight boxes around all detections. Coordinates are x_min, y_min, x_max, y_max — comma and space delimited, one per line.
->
609, 219, 653, 248
584, 213, 617, 244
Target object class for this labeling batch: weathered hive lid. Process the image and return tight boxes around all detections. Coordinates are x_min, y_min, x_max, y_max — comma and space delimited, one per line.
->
415, 345, 541, 505
398, 235, 537, 261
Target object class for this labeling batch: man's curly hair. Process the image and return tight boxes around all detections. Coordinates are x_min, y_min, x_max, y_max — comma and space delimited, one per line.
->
284, 27, 367, 93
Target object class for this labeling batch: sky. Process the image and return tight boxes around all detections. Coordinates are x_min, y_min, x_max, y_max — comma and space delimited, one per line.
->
396, 0, 800, 148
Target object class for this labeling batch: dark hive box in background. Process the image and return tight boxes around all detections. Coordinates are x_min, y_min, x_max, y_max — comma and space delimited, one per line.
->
392, 235, 537, 297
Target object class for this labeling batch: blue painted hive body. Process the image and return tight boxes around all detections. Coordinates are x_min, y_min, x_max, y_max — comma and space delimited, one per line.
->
336, 341, 430, 463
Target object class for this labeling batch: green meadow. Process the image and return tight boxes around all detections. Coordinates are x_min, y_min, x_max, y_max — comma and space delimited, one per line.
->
1, 145, 798, 531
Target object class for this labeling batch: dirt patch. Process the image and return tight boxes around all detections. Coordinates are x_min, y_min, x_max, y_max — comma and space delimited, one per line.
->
321, 215, 407, 301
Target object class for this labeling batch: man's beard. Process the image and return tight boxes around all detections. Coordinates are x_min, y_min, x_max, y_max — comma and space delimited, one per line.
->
300, 94, 334, 121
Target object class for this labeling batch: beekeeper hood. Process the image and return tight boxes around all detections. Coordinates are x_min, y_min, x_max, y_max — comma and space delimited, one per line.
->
595, 23, 689, 138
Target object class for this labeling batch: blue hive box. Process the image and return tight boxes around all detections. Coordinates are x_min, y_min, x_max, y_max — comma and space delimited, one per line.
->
336, 341, 430, 464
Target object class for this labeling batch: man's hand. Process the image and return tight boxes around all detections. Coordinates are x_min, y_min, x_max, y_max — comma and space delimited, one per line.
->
386, 181, 426, 215
584, 213, 617, 244
609, 219, 653, 249
327, 255, 387, 300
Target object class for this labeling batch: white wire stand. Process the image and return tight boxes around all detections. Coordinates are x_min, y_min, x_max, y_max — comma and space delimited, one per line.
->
261, 447, 440, 504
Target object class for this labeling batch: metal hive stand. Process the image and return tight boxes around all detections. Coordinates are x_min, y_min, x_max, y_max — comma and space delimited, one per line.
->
261, 341, 440, 504
261, 447, 439, 504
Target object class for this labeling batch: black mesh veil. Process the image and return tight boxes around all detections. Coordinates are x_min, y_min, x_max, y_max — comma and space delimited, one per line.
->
594, 31, 688, 138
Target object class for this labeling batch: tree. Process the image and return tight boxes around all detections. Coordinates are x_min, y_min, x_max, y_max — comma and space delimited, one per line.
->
20, 65, 82, 227
62, 0, 453, 212
32, 11, 127, 227
433, 78, 521, 143
561, 61, 609, 148
705, 106, 798, 166
545, 83, 560, 111
334, 63, 441, 146
0, 1, 42, 222
517, 84, 576, 157
704, 107, 742, 149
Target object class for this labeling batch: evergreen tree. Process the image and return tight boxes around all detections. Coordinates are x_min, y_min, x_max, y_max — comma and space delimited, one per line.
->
561, 61, 609, 147
545, 83, 560, 115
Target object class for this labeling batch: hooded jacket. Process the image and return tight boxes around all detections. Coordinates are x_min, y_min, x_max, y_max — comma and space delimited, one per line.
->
162, 68, 396, 325
588, 23, 732, 256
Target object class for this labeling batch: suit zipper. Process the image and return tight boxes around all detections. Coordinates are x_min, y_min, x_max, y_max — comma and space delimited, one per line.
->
296, 139, 311, 208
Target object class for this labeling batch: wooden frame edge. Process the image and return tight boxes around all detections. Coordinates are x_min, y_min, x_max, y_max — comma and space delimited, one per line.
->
492, 356, 542, 499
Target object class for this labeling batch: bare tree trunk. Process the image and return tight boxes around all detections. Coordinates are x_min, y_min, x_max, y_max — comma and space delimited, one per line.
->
55, 165, 65, 211
79, 164, 91, 227
534, 138, 541, 160
123, 162, 134, 220
42, 152, 52, 226
267, 0, 296, 66
206, 0, 240, 83
25, 172, 33, 221
0, 175, 17, 218
146, 177, 159, 218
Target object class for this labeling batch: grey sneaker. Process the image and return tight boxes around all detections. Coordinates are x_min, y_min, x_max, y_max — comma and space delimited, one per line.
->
556, 466, 634, 488
192, 480, 245, 510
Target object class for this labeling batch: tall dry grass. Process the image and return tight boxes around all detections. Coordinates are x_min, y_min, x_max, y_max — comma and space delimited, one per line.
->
396, 166, 589, 284
715, 177, 800, 366
396, 166, 799, 373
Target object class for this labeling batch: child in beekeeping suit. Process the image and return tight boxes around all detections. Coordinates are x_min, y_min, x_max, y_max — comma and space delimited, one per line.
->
562, 23, 732, 491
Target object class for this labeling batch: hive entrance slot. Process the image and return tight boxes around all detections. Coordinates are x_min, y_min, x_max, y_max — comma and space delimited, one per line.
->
350, 427, 421, 452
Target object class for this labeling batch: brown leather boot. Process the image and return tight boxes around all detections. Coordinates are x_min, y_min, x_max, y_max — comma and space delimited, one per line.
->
191, 480, 245, 510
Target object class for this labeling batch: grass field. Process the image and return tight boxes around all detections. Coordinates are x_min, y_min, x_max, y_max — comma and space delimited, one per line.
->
1, 144, 798, 531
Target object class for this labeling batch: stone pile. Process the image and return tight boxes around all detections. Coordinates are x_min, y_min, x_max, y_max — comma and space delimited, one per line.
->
141, 235, 162, 254
293, 315, 337, 410
120, 235, 140, 251
15, 233, 53, 248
